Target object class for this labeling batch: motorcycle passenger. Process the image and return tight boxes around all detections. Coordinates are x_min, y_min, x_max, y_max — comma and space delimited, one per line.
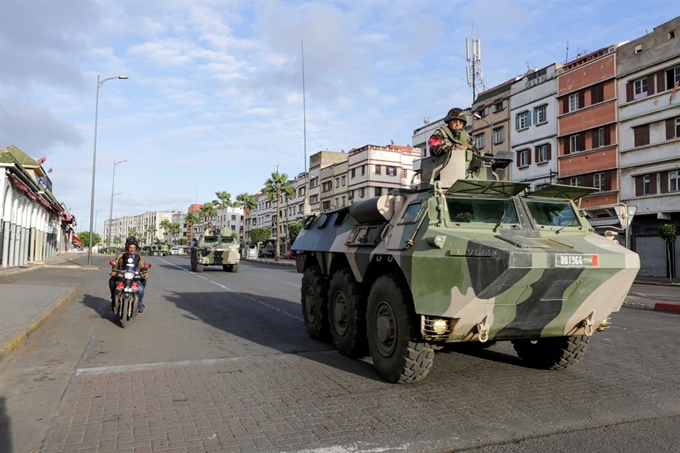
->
109, 236, 149, 313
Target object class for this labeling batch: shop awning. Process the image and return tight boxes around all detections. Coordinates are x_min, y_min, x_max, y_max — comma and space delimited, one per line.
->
72, 234, 83, 245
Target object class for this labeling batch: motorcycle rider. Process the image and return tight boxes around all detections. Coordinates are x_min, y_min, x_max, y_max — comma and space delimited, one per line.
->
109, 236, 149, 312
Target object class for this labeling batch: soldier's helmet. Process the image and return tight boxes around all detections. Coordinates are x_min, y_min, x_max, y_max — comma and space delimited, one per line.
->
444, 107, 467, 125
125, 236, 138, 248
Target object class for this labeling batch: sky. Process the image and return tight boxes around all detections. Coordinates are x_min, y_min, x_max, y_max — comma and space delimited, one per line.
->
1, 0, 677, 234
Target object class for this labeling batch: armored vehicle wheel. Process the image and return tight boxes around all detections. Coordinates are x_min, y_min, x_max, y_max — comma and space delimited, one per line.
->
366, 273, 434, 384
223, 264, 239, 273
328, 269, 368, 357
512, 334, 589, 370
196, 263, 204, 273
301, 266, 331, 341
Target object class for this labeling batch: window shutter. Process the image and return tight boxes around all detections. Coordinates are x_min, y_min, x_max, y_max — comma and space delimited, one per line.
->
580, 134, 586, 151
647, 75, 655, 95
604, 125, 611, 146
527, 150, 532, 165
533, 109, 538, 124
527, 111, 532, 127
547, 143, 552, 160
667, 70, 674, 91
592, 129, 599, 149
515, 115, 519, 131
582, 174, 592, 188
667, 118, 677, 139
658, 72, 666, 91
635, 176, 643, 196
562, 97, 569, 114
626, 82, 634, 102
650, 173, 657, 194
534, 147, 539, 163
660, 171, 669, 193
579, 90, 585, 108
604, 171, 612, 191
563, 137, 570, 155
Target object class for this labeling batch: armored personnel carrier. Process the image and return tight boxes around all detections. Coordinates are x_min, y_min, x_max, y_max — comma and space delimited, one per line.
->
190, 228, 240, 273
150, 240, 170, 256
292, 146, 639, 384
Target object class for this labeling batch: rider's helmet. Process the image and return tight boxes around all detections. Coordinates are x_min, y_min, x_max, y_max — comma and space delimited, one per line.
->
125, 236, 138, 249
444, 107, 467, 126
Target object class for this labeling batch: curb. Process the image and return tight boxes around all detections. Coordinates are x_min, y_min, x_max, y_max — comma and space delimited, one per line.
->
0, 287, 77, 363
622, 301, 680, 314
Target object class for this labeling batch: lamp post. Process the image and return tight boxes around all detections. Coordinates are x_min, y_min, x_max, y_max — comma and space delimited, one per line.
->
474, 113, 494, 154
107, 159, 129, 253
87, 75, 128, 265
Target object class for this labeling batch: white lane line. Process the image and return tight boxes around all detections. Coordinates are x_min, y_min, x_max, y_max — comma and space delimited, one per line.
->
282, 281, 301, 288
156, 257, 302, 321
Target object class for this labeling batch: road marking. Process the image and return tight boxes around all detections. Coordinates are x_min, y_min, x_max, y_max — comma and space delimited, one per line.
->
76, 350, 337, 376
282, 281, 301, 288
157, 257, 302, 320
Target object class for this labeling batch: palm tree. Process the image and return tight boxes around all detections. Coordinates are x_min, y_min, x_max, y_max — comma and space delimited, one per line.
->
213, 191, 233, 234
184, 212, 199, 242
169, 222, 181, 244
199, 202, 218, 234
263, 171, 295, 262
236, 192, 257, 243
159, 219, 172, 242
147, 225, 157, 245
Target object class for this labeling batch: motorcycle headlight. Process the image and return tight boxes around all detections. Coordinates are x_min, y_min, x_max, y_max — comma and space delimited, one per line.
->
124, 272, 135, 280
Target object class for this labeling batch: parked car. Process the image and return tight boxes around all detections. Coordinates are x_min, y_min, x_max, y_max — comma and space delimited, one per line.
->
283, 250, 295, 259
258, 249, 275, 258
169, 247, 181, 255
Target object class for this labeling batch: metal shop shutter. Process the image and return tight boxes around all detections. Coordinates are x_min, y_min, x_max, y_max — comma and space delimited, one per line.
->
636, 236, 667, 277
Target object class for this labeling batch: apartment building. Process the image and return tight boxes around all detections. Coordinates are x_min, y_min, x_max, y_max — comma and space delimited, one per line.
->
347, 144, 420, 202
307, 151, 348, 213
471, 78, 517, 178
320, 160, 349, 211
556, 45, 621, 213
618, 17, 680, 278
104, 210, 182, 246
510, 64, 562, 190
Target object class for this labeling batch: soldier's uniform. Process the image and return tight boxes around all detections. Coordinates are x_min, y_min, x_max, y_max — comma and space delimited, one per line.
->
428, 108, 475, 157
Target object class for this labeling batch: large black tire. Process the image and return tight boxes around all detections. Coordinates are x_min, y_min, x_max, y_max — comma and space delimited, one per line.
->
300, 266, 330, 341
223, 263, 239, 273
512, 334, 589, 370
366, 273, 434, 384
328, 269, 368, 357
196, 263, 204, 273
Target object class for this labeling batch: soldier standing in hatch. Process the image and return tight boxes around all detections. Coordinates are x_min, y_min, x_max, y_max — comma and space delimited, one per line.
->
428, 107, 475, 157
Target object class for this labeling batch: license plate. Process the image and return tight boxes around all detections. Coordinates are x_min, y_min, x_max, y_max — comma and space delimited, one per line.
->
556, 254, 599, 267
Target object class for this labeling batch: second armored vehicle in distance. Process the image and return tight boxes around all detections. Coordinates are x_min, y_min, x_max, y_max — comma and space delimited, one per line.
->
190, 228, 240, 273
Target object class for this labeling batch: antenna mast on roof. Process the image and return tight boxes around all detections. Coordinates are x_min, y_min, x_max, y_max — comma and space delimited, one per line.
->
466, 27, 484, 103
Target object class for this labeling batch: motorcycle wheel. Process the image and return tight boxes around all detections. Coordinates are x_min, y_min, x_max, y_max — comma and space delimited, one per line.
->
121, 295, 130, 328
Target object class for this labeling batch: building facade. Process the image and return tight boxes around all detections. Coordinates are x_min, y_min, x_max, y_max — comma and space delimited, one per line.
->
347, 144, 420, 202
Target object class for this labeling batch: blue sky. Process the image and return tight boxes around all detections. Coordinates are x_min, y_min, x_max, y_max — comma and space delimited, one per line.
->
1, 0, 677, 234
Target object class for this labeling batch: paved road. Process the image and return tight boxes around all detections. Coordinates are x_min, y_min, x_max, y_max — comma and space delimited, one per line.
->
0, 255, 679, 453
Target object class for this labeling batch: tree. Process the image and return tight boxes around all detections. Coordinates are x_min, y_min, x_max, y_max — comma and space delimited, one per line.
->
288, 222, 303, 243
659, 224, 677, 283
79, 231, 101, 250
147, 225, 157, 245
169, 222, 181, 244
250, 227, 271, 245
127, 228, 138, 239
177, 238, 188, 245
159, 219, 172, 241
213, 191, 233, 234
199, 202, 217, 226
263, 171, 295, 262
113, 236, 122, 253
184, 212, 199, 242
236, 192, 257, 243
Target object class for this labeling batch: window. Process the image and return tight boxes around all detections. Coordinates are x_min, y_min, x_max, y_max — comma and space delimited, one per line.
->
634, 124, 650, 147
493, 126, 505, 144
534, 105, 547, 124
322, 201, 331, 211
401, 169, 408, 178
517, 149, 530, 167
386, 166, 396, 176
670, 170, 680, 192
310, 194, 319, 203
351, 168, 356, 178
375, 187, 382, 196
569, 93, 580, 112
569, 134, 581, 153
298, 187, 305, 196
375, 165, 382, 175
231, 215, 236, 220
322, 181, 332, 192
341, 175, 346, 186
669, 30, 676, 40
525, 199, 579, 227
358, 188, 365, 198
667, 66, 680, 90
591, 83, 605, 104
569, 177, 581, 186
447, 198, 518, 225
593, 127, 605, 148
478, 107, 489, 117
310, 177, 318, 188
634, 78, 648, 99
643, 175, 651, 194
334, 197, 339, 207
493, 100, 508, 112
536, 144, 550, 163
341, 196, 346, 206
593, 172, 605, 191
475, 133, 486, 149
361, 165, 366, 176
516, 111, 530, 130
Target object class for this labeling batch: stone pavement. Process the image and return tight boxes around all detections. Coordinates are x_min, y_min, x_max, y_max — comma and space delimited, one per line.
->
0, 251, 677, 366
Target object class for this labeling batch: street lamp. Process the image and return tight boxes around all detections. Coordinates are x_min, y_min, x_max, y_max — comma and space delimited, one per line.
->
107, 159, 129, 253
87, 74, 128, 265
474, 113, 494, 154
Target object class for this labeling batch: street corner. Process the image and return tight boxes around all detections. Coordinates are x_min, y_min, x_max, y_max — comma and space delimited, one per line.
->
654, 302, 680, 314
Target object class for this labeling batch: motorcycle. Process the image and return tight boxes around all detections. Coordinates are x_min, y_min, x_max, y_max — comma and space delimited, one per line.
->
109, 253, 151, 327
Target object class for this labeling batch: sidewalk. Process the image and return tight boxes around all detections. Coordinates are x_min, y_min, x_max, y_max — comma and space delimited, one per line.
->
0, 253, 677, 364
0, 251, 87, 362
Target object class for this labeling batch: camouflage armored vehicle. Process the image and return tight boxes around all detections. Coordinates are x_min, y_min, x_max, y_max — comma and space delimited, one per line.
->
190, 228, 240, 273
292, 147, 640, 384
150, 240, 170, 256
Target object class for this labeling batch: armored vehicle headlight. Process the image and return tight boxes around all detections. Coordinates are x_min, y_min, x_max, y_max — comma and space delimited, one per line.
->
432, 319, 448, 335
429, 235, 446, 248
